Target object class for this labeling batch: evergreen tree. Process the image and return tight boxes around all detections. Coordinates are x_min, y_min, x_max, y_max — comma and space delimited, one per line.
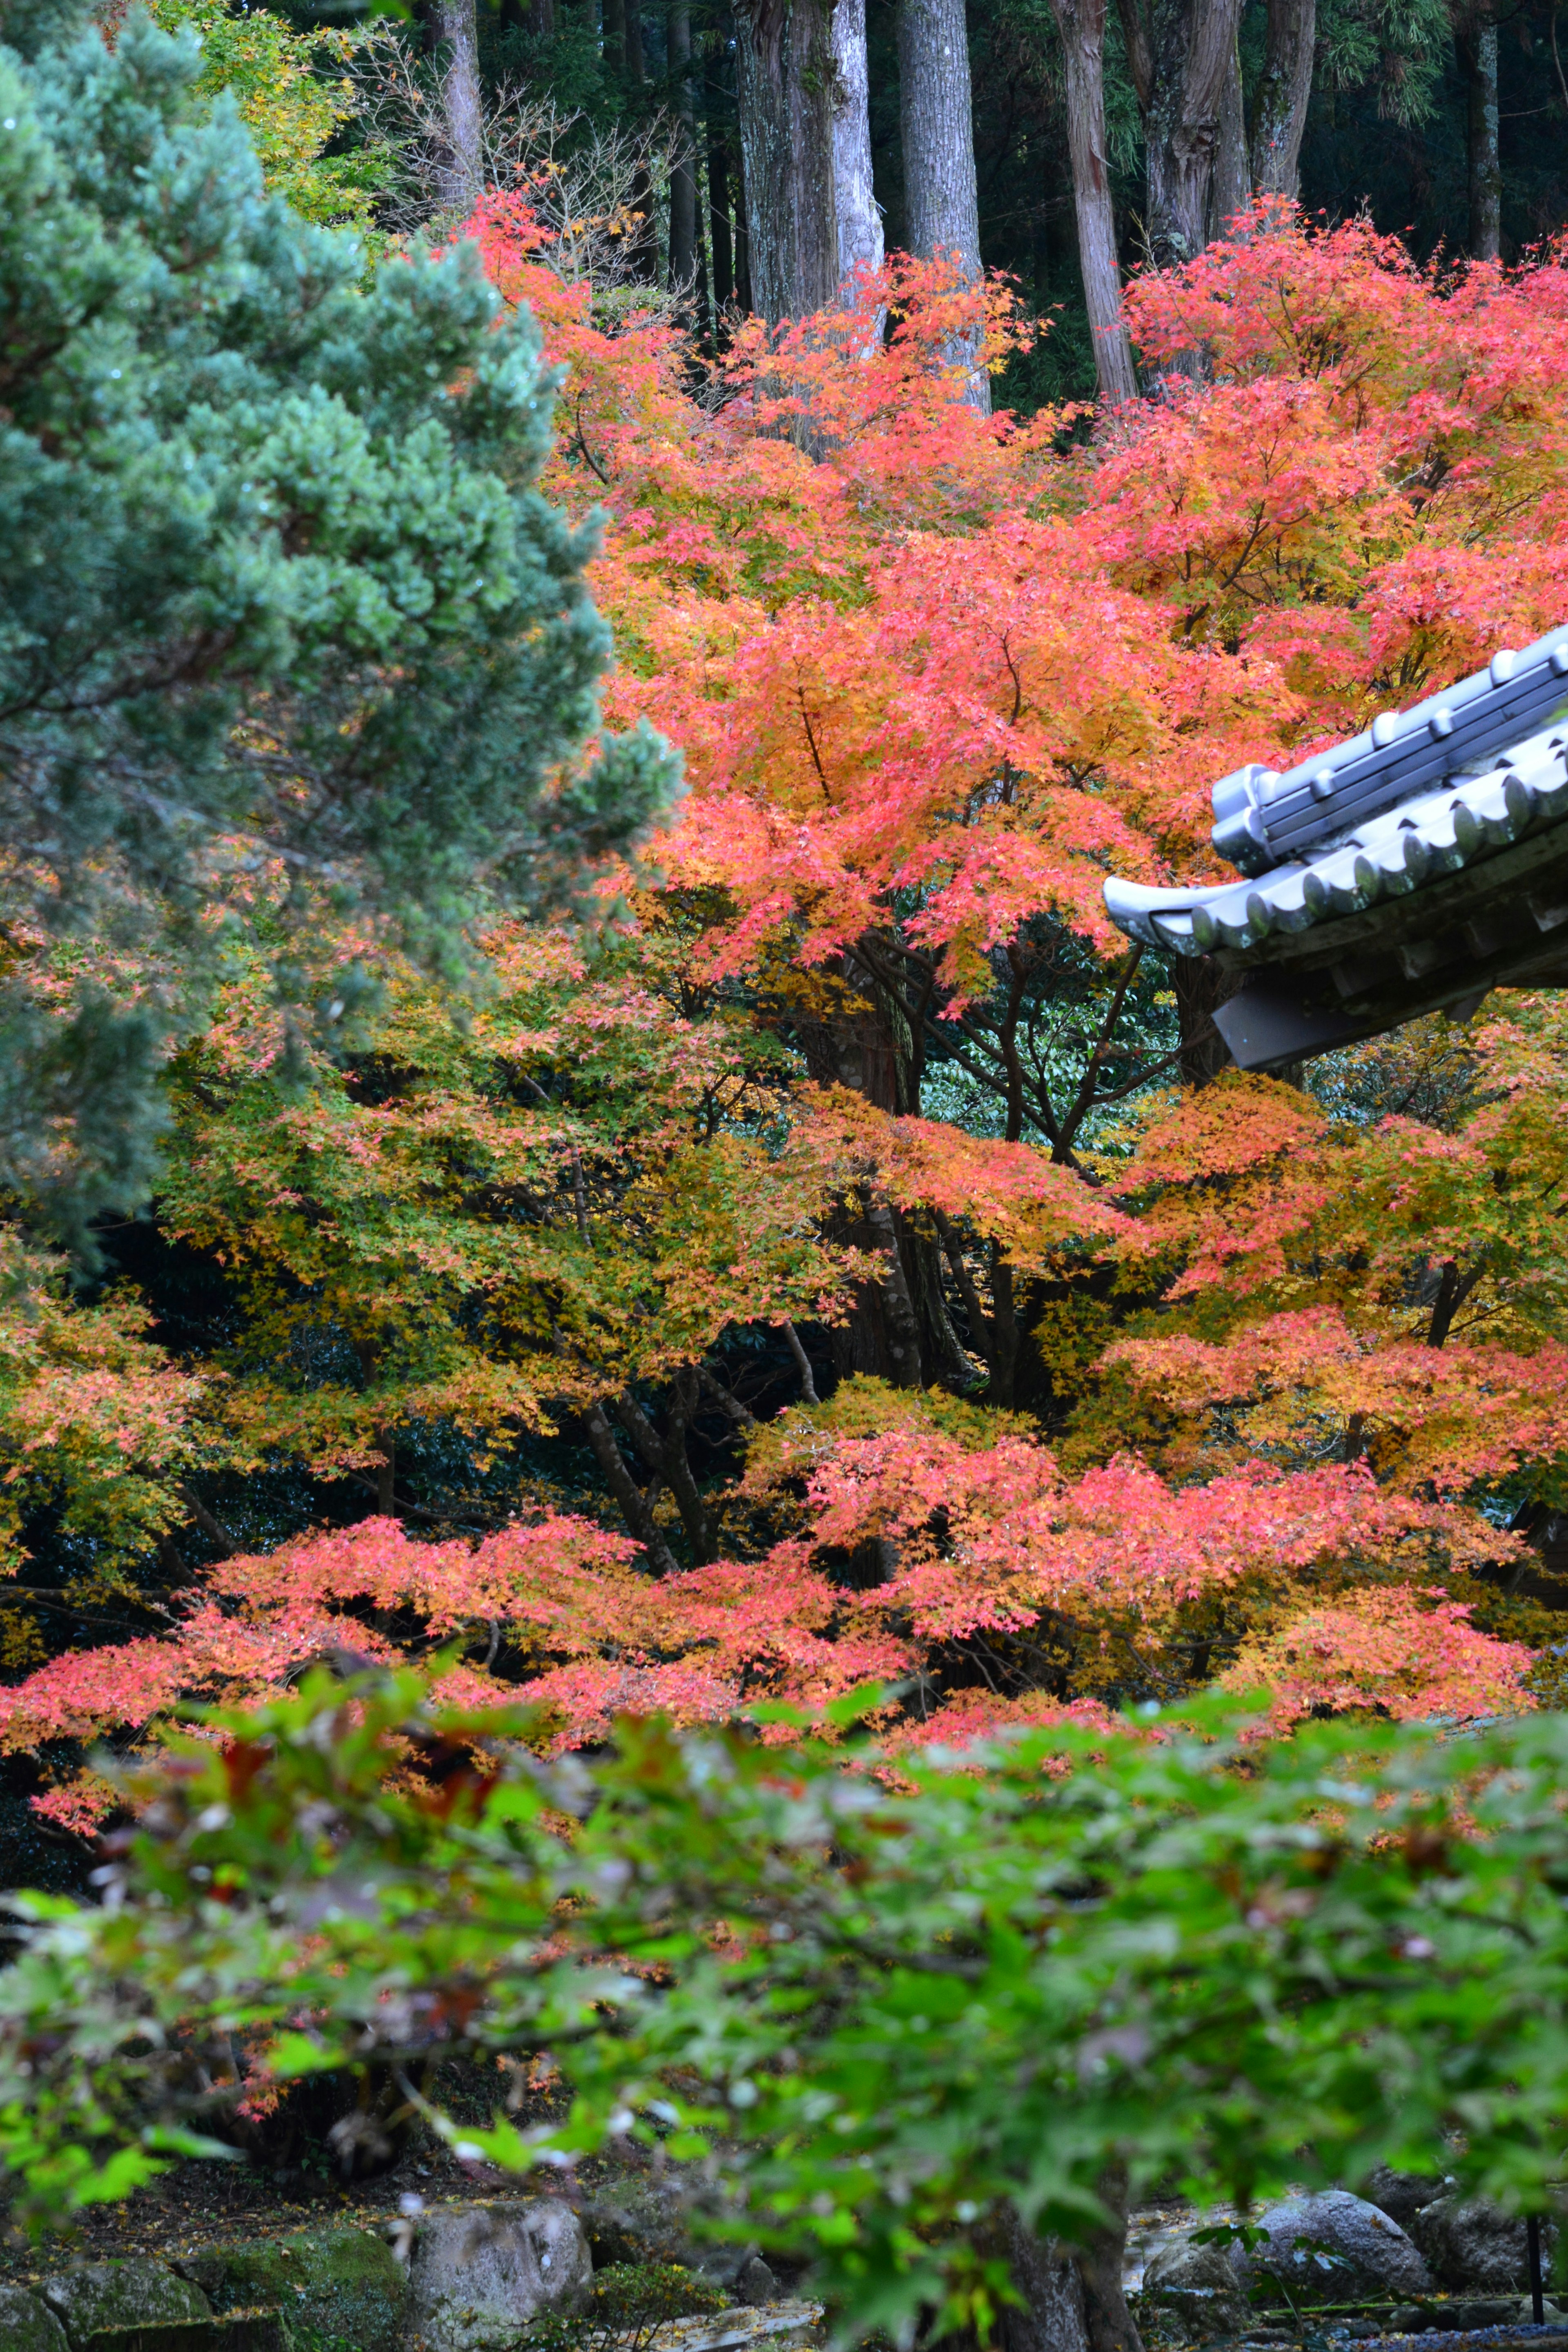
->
0, 0, 679, 1247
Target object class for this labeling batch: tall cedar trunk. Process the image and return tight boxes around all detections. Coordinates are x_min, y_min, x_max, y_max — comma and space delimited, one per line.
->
898, 0, 991, 410
1119, 0, 1242, 272
428, 0, 484, 210
1049, 0, 1138, 403
1250, 0, 1315, 195
832, 0, 884, 288
735, 0, 840, 322
709, 125, 736, 306
603, 0, 626, 75
626, 3, 657, 281
1212, 27, 1249, 231
669, 0, 697, 286
695, 155, 713, 341
733, 135, 755, 309
1466, 15, 1501, 261
530, 0, 555, 38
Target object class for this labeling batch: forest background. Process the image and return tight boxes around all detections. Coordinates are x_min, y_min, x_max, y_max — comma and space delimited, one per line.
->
5, 0, 1568, 1889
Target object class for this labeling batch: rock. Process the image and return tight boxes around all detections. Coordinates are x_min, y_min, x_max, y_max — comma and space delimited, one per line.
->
735, 2260, 779, 2309
40, 2261, 212, 2347
642, 2304, 825, 2352
1408, 2194, 1559, 2294
1229, 2192, 1431, 2304
577, 2179, 763, 2301
1142, 2237, 1250, 2336
178, 2223, 406, 2352
0, 2283, 70, 2352
405, 2198, 592, 2352
1364, 2169, 1450, 2231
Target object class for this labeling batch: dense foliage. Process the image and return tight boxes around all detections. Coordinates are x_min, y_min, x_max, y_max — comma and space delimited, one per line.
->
9, 1667, 1568, 2319
4, 0, 1568, 2297
8, 196, 1568, 1850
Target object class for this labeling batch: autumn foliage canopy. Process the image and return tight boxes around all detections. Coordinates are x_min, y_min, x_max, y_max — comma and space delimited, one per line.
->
9, 195, 1568, 1835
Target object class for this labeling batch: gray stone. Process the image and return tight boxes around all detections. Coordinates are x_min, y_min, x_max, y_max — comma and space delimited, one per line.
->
1408, 2194, 1560, 2294
1229, 2192, 1431, 2304
734, 2261, 779, 2310
577, 2180, 762, 2301
178, 2223, 405, 2352
638, 2306, 825, 2352
40, 2262, 212, 2348
406, 2198, 592, 2352
1363, 2169, 1450, 2231
1142, 2238, 1250, 2335
0, 2283, 70, 2352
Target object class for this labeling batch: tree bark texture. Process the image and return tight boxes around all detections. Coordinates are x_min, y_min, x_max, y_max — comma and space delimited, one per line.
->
964, 2205, 1094, 2352
832, 0, 884, 288
1465, 14, 1501, 261
602, 0, 626, 76
1212, 25, 1249, 230
1119, 0, 1243, 270
428, 0, 484, 212
898, 0, 990, 409
1075, 2167, 1144, 2352
1249, 0, 1315, 196
735, 0, 840, 323
733, 133, 754, 310
1049, 0, 1139, 404
669, 0, 698, 287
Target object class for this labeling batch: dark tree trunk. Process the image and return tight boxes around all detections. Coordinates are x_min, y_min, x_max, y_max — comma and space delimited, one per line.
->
582, 1401, 681, 1575
1119, 0, 1243, 272
625, 2, 657, 281
695, 154, 713, 342
935, 1213, 1019, 1403
603, 0, 626, 75
669, 0, 697, 286
1172, 955, 1234, 1086
735, 0, 839, 322
428, 0, 484, 210
966, 2205, 1094, 2352
709, 126, 736, 307
374, 1431, 396, 1516
1249, 0, 1314, 196
1049, 0, 1138, 403
1465, 13, 1501, 261
1074, 2167, 1143, 2352
833, 0, 883, 288
530, 0, 555, 39
898, 0, 990, 409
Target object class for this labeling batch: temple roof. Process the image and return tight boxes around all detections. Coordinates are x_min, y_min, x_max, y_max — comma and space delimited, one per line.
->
1102, 626, 1568, 1071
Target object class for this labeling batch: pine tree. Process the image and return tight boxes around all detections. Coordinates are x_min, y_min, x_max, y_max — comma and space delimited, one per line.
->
0, 0, 679, 1249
